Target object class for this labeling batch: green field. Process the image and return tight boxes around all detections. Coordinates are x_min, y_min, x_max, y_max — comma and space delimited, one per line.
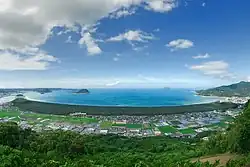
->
206, 121, 228, 128
179, 128, 196, 134
158, 125, 177, 133
126, 124, 142, 129
0, 110, 98, 124
112, 124, 126, 127
100, 121, 113, 128
112, 123, 143, 129
0, 110, 20, 117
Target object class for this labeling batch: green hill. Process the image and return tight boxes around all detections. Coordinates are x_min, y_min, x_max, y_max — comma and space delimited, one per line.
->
197, 81, 250, 97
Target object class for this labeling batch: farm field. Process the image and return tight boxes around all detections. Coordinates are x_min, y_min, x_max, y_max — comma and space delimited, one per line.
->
179, 128, 196, 134
0, 110, 98, 124
158, 125, 177, 133
100, 121, 113, 128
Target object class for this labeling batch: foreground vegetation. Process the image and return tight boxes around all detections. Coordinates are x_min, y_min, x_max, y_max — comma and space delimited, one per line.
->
0, 121, 218, 167
11, 98, 237, 115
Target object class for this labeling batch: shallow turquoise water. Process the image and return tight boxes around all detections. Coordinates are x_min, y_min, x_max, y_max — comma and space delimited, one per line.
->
23, 89, 221, 107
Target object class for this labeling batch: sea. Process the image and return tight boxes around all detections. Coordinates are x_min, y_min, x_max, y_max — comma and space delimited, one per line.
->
1, 88, 223, 107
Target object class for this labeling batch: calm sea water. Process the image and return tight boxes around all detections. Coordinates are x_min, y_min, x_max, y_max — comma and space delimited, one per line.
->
21, 89, 221, 107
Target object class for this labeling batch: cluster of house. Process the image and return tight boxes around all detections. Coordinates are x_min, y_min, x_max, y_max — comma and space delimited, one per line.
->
220, 96, 250, 104
0, 100, 242, 138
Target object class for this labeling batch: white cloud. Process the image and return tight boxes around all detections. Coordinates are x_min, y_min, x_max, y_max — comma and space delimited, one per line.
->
65, 36, 73, 43
202, 2, 206, 7
167, 39, 194, 51
0, 50, 58, 71
107, 30, 155, 42
145, 0, 177, 12
0, 0, 177, 53
106, 81, 120, 86
78, 32, 102, 55
189, 61, 236, 79
109, 8, 136, 19
193, 53, 210, 59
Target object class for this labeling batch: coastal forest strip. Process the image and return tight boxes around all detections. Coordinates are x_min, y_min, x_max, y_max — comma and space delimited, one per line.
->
11, 99, 238, 116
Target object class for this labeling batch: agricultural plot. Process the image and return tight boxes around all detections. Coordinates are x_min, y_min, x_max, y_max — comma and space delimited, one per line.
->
179, 128, 196, 134
112, 123, 126, 127
158, 125, 177, 133
0, 111, 20, 118
126, 124, 142, 129
206, 121, 228, 128
100, 121, 113, 128
0, 109, 98, 124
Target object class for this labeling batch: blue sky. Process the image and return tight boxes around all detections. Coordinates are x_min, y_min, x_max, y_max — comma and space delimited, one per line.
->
0, 0, 249, 88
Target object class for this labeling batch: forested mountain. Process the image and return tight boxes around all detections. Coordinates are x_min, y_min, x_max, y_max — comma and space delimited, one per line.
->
197, 81, 250, 97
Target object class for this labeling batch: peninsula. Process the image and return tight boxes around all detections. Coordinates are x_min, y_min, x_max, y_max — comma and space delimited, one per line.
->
196, 81, 250, 97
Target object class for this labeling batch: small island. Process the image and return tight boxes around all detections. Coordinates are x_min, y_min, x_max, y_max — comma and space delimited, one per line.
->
74, 89, 90, 94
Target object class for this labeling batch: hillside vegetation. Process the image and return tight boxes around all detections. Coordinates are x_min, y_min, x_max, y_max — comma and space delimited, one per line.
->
197, 81, 250, 97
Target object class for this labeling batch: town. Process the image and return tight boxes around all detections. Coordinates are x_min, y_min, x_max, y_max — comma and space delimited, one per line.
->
0, 92, 247, 139
0, 102, 242, 139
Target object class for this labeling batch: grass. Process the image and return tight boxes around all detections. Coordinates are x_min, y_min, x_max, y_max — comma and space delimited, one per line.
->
126, 124, 142, 129
206, 121, 228, 128
0, 110, 20, 118
158, 125, 177, 133
100, 121, 113, 128
179, 128, 196, 134
112, 123, 143, 129
0, 110, 98, 124
112, 124, 126, 127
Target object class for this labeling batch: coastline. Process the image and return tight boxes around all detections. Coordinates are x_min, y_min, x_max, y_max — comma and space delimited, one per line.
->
23, 89, 225, 107
11, 99, 238, 116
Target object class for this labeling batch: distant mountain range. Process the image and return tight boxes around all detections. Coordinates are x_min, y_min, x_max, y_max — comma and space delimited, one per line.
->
196, 81, 250, 97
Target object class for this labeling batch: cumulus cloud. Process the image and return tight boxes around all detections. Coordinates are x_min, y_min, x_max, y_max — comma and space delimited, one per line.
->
78, 32, 102, 55
193, 53, 210, 59
109, 8, 136, 19
167, 39, 194, 51
0, 49, 58, 71
0, 0, 178, 69
145, 0, 177, 12
0, 0, 177, 51
65, 36, 73, 43
108, 30, 155, 43
202, 2, 206, 7
189, 61, 236, 79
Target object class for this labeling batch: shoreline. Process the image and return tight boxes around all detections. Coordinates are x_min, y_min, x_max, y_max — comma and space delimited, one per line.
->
22, 90, 225, 107
10, 99, 238, 116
